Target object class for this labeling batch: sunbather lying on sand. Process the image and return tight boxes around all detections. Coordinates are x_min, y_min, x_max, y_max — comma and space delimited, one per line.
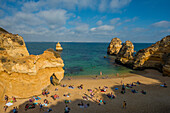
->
78, 101, 90, 108
44, 99, 49, 104
82, 96, 89, 100
107, 92, 116, 99
97, 98, 106, 105
131, 89, 138, 93
141, 90, 146, 94
68, 85, 74, 89
42, 90, 50, 97
99, 86, 107, 92
51, 94, 59, 100
60, 84, 67, 87
64, 93, 71, 97
78, 84, 83, 89
160, 83, 167, 88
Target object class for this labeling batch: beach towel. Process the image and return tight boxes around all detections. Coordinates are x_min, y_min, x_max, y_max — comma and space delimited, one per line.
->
33, 102, 38, 105
126, 87, 130, 89
42, 103, 48, 106
6, 102, 13, 106
115, 88, 118, 90
34, 96, 41, 100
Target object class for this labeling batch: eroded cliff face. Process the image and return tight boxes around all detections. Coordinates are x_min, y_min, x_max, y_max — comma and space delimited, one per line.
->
0, 32, 29, 58
162, 53, 170, 76
133, 36, 170, 73
0, 28, 64, 100
115, 40, 134, 67
107, 37, 122, 55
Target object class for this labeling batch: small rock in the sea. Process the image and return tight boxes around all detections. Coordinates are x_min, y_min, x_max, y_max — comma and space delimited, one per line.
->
104, 56, 107, 58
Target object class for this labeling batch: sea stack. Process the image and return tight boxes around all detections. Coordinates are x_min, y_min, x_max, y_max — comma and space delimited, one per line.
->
56, 42, 63, 51
107, 37, 122, 55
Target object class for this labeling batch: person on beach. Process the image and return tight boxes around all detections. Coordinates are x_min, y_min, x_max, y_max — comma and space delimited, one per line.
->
39, 103, 43, 111
64, 105, 70, 113
12, 107, 18, 113
12, 96, 16, 102
4, 105, 8, 112
4, 95, 8, 103
100, 71, 102, 76
163, 83, 167, 88
123, 101, 127, 109
121, 84, 126, 94
116, 73, 119, 77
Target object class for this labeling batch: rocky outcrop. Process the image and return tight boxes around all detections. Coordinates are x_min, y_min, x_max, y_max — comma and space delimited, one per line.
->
108, 35, 170, 76
0, 31, 29, 58
115, 40, 134, 67
107, 37, 122, 55
56, 42, 63, 51
0, 28, 64, 100
133, 36, 170, 74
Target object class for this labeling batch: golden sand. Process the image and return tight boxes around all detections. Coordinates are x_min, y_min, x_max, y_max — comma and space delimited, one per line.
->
0, 69, 170, 113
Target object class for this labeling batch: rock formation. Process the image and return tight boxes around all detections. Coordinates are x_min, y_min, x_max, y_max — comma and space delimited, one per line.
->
0, 28, 64, 100
56, 42, 63, 51
107, 37, 122, 55
0, 30, 29, 58
133, 36, 170, 76
115, 40, 134, 67
162, 53, 170, 76
107, 35, 170, 76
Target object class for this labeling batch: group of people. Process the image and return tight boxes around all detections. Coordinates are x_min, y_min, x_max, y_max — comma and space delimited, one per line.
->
3, 79, 168, 112
4, 95, 17, 112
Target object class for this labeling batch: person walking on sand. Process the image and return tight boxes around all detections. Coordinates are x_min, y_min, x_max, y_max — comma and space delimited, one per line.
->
123, 101, 127, 109
4, 105, 8, 112
12, 107, 18, 113
39, 103, 44, 111
100, 71, 102, 76
4, 95, 8, 103
64, 105, 70, 113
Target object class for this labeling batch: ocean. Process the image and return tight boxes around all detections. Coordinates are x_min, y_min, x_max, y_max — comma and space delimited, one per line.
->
25, 42, 153, 76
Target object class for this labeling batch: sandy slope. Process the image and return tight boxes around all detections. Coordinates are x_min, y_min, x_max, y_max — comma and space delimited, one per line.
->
0, 69, 170, 113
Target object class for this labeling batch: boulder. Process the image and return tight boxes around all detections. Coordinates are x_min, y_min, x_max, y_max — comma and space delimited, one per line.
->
107, 37, 122, 55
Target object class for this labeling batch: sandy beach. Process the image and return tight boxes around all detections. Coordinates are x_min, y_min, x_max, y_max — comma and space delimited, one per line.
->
0, 69, 170, 113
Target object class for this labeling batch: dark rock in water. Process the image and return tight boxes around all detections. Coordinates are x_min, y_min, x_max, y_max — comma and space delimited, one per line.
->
104, 56, 107, 58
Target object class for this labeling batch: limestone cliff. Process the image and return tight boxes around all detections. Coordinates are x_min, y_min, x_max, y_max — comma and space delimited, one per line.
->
115, 40, 134, 67
162, 53, 170, 76
107, 37, 122, 55
108, 35, 170, 76
133, 36, 170, 74
0, 28, 64, 100
0, 29, 29, 58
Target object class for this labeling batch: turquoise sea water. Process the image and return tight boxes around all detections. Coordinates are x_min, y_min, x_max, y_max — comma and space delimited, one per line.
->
25, 42, 153, 76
